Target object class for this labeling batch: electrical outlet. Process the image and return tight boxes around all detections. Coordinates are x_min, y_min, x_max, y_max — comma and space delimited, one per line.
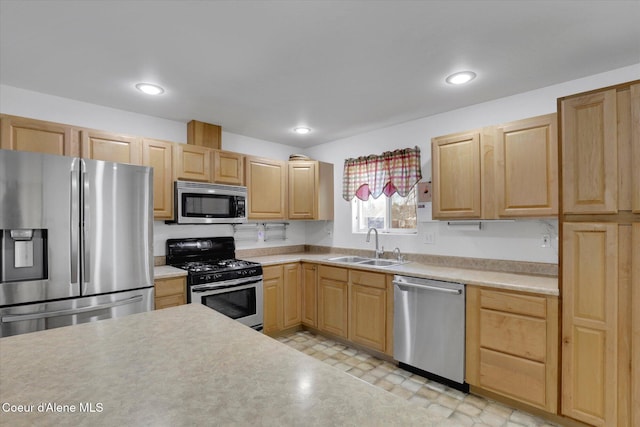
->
425, 232, 436, 244
541, 234, 550, 248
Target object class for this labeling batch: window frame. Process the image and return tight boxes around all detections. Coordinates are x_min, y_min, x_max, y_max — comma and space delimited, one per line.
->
351, 187, 417, 235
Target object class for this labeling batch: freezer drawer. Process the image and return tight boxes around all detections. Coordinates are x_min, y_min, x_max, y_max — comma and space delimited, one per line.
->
0, 287, 153, 337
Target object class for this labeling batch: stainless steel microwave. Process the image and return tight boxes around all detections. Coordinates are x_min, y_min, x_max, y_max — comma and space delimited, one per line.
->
170, 181, 248, 224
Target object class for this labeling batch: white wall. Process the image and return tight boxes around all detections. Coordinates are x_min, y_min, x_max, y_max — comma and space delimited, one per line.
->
0, 84, 305, 256
305, 63, 640, 264
3, 64, 638, 262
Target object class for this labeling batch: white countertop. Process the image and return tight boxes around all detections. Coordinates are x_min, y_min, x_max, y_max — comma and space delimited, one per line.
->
154, 265, 187, 279
0, 304, 437, 426
245, 253, 559, 296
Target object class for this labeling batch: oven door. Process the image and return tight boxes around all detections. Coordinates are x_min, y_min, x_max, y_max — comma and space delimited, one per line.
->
189, 277, 263, 331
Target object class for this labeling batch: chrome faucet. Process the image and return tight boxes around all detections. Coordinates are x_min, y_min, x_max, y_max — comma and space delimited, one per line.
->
366, 227, 384, 259
393, 247, 404, 262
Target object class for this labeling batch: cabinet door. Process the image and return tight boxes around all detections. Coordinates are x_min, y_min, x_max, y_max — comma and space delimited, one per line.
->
262, 265, 283, 334
142, 139, 173, 219
432, 132, 481, 218
562, 90, 618, 214
631, 84, 640, 213
187, 120, 221, 149
349, 283, 386, 352
81, 130, 141, 164
154, 277, 186, 310
562, 222, 618, 426
632, 223, 640, 427
213, 150, 244, 185
245, 156, 287, 219
0, 115, 79, 156
318, 266, 348, 338
495, 114, 558, 217
282, 264, 301, 329
301, 263, 317, 327
173, 144, 211, 182
288, 161, 317, 219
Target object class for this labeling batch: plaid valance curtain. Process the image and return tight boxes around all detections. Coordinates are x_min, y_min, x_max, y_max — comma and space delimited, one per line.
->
342, 146, 422, 201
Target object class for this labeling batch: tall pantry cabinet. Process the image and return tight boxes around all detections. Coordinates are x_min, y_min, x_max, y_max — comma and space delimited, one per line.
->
559, 80, 639, 427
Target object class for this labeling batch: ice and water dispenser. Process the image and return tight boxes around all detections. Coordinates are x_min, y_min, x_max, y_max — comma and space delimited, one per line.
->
0, 229, 48, 283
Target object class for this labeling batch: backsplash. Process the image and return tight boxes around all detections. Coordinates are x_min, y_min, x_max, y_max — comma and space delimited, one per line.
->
154, 244, 558, 277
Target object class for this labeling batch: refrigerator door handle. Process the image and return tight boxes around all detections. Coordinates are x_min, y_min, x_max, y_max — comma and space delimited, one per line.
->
0, 295, 144, 323
81, 160, 91, 287
70, 158, 80, 285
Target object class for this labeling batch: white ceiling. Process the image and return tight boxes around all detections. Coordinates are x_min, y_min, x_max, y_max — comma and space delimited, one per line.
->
1, 1, 639, 148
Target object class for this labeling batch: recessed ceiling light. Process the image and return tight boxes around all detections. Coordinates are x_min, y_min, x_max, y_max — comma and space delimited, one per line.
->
135, 83, 165, 95
445, 71, 477, 85
294, 127, 311, 135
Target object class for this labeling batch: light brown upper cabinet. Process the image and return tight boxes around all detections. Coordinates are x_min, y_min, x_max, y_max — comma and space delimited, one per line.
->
288, 160, 334, 220
561, 89, 618, 214
142, 138, 173, 219
495, 113, 558, 217
173, 143, 212, 182
433, 115, 559, 220
245, 156, 287, 219
187, 120, 221, 149
81, 130, 142, 164
213, 149, 244, 185
631, 84, 640, 213
1, 115, 80, 157
432, 131, 482, 219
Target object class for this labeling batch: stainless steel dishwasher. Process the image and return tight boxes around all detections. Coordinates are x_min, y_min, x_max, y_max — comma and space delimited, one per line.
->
393, 275, 467, 391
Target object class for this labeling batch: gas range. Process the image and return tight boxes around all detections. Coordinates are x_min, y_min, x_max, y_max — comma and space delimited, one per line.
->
175, 259, 262, 285
166, 237, 264, 331
166, 237, 263, 285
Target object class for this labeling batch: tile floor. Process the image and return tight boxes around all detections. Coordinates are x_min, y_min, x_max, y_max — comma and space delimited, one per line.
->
276, 330, 561, 427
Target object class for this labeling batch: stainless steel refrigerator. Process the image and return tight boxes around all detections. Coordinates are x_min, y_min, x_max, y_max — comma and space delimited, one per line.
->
0, 149, 154, 337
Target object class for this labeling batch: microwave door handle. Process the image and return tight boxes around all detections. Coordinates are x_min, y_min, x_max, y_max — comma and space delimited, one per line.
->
70, 158, 80, 285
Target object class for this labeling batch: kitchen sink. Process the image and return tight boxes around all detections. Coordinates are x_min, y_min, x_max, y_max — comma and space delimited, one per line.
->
326, 256, 410, 268
326, 256, 371, 263
358, 259, 401, 267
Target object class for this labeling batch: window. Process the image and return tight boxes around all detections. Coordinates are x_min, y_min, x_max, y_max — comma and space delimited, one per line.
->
352, 187, 417, 233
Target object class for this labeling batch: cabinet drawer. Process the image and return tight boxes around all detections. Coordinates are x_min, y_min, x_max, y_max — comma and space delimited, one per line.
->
479, 309, 546, 361
155, 294, 185, 310
350, 269, 386, 289
479, 348, 546, 409
262, 265, 282, 280
155, 277, 185, 298
480, 289, 546, 318
318, 265, 348, 282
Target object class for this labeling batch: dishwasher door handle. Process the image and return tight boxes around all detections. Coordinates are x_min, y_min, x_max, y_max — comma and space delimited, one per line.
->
393, 280, 462, 295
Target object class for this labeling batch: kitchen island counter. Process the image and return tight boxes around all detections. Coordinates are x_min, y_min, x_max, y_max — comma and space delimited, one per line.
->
0, 304, 436, 426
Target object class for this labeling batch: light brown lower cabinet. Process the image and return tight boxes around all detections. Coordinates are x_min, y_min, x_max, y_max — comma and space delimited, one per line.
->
317, 265, 349, 338
562, 222, 638, 427
466, 286, 558, 413
301, 263, 318, 327
348, 269, 388, 353
154, 276, 186, 310
263, 263, 301, 335
282, 264, 302, 329
263, 265, 284, 334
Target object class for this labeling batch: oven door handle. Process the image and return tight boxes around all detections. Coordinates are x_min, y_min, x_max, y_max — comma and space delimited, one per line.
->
191, 277, 263, 293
